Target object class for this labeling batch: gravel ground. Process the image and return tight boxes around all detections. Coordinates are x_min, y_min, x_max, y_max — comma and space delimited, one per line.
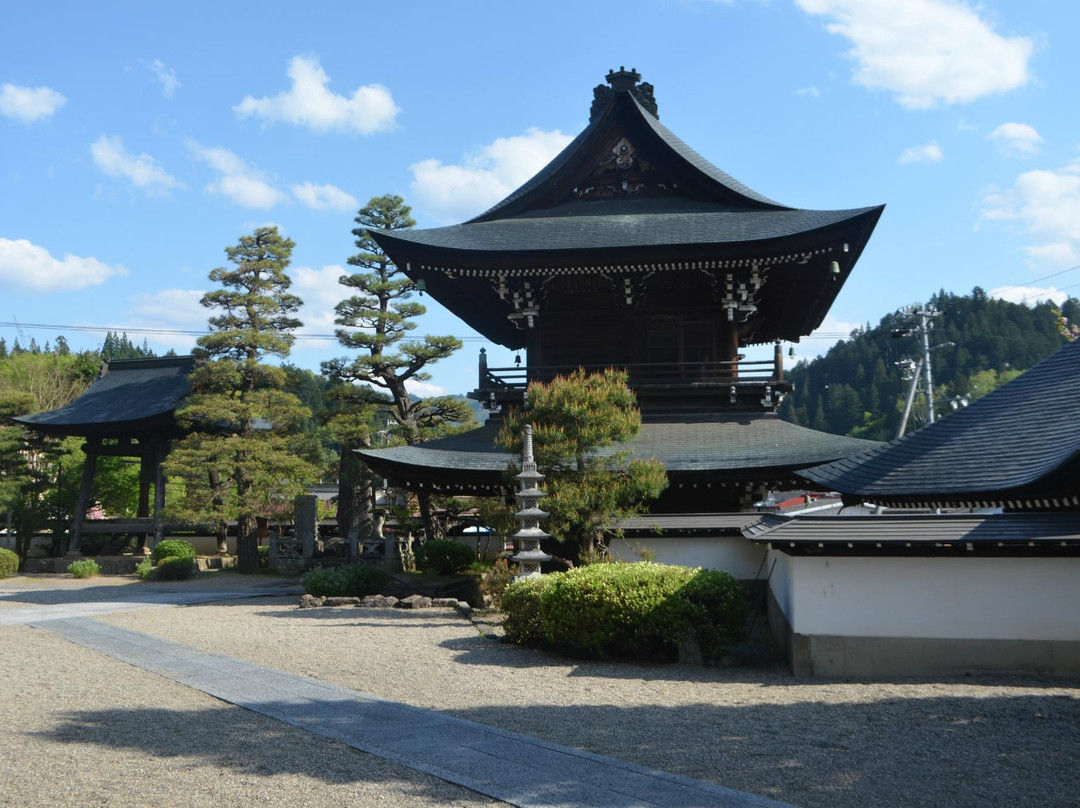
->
3, 576, 1079, 807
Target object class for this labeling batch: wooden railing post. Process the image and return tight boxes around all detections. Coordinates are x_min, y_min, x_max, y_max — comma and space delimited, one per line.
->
774, 341, 784, 383
478, 347, 487, 389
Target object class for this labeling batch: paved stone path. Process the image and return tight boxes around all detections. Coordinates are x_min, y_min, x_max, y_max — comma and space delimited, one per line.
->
22, 589, 793, 808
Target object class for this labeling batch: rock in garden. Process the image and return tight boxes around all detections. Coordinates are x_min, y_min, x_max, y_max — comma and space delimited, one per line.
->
324, 596, 360, 607
299, 594, 325, 609
398, 594, 433, 609
359, 595, 400, 607
431, 598, 460, 608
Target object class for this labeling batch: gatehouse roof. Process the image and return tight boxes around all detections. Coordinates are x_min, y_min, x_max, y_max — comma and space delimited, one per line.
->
12, 356, 195, 438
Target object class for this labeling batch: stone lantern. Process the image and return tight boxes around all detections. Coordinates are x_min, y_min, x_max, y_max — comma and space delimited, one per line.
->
511, 425, 551, 579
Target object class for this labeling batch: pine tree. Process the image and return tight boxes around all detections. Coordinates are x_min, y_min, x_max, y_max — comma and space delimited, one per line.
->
166, 227, 319, 573
322, 194, 473, 541
499, 369, 668, 562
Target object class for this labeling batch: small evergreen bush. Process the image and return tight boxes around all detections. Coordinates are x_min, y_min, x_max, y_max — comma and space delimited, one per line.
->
151, 539, 196, 564
0, 548, 19, 578
68, 559, 100, 579
155, 556, 195, 581
502, 563, 747, 662
416, 540, 475, 575
301, 563, 389, 597
135, 557, 154, 580
501, 574, 557, 645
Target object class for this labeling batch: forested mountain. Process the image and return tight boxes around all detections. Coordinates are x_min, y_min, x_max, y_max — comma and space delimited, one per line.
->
778, 288, 1077, 441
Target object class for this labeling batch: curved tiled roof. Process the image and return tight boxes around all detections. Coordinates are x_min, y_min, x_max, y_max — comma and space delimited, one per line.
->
469, 93, 787, 222
13, 356, 194, 436
799, 339, 1080, 504
371, 203, 880, 257
359, 413, 880, 484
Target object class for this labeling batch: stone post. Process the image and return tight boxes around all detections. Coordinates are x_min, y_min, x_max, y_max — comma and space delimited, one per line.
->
294, 494, 318, 559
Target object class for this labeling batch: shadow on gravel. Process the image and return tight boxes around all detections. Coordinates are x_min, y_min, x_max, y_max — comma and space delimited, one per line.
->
439, 695, 1080, 808
35, 705, 494, 805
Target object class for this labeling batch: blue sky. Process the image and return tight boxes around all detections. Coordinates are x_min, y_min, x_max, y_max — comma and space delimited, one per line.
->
2, 0, 1077, 397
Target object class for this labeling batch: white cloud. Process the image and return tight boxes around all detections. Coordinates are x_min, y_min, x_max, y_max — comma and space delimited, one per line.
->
292, 182, 358, 212
188, 141, 286, 209
795, 86, 821, 98
145, 59, 180, 97
291, 264, 347, 336
987, 122, 1042, 156
90, 135, 184, 193
981, 160, 1080, 267
989, 284, 1069, 307
0, 83, 66, 122
124, 288, 206, 353
794, 0, 1033, 109
410, 127, 574, 223
404, 379, 449, 398
233, 54, 399, 135
898, 142, 943, 164
0, 238, 126, 293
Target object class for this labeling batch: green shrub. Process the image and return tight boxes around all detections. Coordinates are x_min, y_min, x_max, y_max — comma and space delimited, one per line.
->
68, 559, 100, 579
151, 539, 196, 564
416, 540, 475, 575
502, 563, 747, 662
257, 545, 269, 568
502, 574, 559, 645
0, 548, 19, 578
155, 556, 195, 581
301, 563, 388, 597
135, 557, 154, 580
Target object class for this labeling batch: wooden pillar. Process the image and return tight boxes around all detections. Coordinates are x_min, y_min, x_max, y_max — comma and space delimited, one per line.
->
151, 440, 168, 548
726, 324, 741, 380
774, 341, 784, 383
136, 447, 153, 554
68, 438, 101, 556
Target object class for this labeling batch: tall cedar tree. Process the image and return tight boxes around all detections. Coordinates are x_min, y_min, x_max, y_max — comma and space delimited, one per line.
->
498, 369, 668, 561
322, 195, 473, 541
166, 227, 318, 573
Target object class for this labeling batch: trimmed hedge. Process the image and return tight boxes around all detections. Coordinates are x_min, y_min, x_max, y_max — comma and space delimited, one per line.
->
501, 574, 555, 645
416, 540, 475, 575
155, 556, 195, 581
151, 539, 196, 564
0, 548, 19, 578
68, 559, 101, 579
502, 563, 747, 662
302, 563, 389, 598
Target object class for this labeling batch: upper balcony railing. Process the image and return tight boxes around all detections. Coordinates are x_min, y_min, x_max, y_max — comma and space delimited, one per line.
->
470, 344, 792, 412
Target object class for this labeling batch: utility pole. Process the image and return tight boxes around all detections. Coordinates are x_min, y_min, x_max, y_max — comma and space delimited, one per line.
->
918, 305, 939, 424
893, 304, 943, 434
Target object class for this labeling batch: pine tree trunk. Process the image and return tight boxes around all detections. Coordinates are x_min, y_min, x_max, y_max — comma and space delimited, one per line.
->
337, 436, 373, 553
418, 493, 442, 542
236, 512, 259, 574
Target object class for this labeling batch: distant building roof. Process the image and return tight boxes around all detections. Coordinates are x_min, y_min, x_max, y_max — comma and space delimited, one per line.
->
745, 512, 1080, 556
798, 339, 1080, 508
358, 412, 880, 494
12, 356, 194, 438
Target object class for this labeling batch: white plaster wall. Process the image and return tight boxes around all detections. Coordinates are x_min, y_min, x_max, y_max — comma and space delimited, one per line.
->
765, 549, 794, 621
608, 535, 767, 579
784, 556, 1080, 641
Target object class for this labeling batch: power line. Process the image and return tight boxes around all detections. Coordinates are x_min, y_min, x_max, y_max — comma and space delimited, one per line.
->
0, 321, 490, 343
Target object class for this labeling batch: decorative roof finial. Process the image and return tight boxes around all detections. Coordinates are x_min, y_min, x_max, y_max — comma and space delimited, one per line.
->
590, 67, 658, 123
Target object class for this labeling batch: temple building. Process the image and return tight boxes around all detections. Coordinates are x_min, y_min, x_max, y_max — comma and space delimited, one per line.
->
746, 339, 1080, 675
360, 68, 884, 517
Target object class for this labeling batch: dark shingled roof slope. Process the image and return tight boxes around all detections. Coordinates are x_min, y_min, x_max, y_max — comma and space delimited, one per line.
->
359, 413, 880, 488
744, 512, 1080, 556
799, 339, 1080, 505
13, 356, 194, 437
